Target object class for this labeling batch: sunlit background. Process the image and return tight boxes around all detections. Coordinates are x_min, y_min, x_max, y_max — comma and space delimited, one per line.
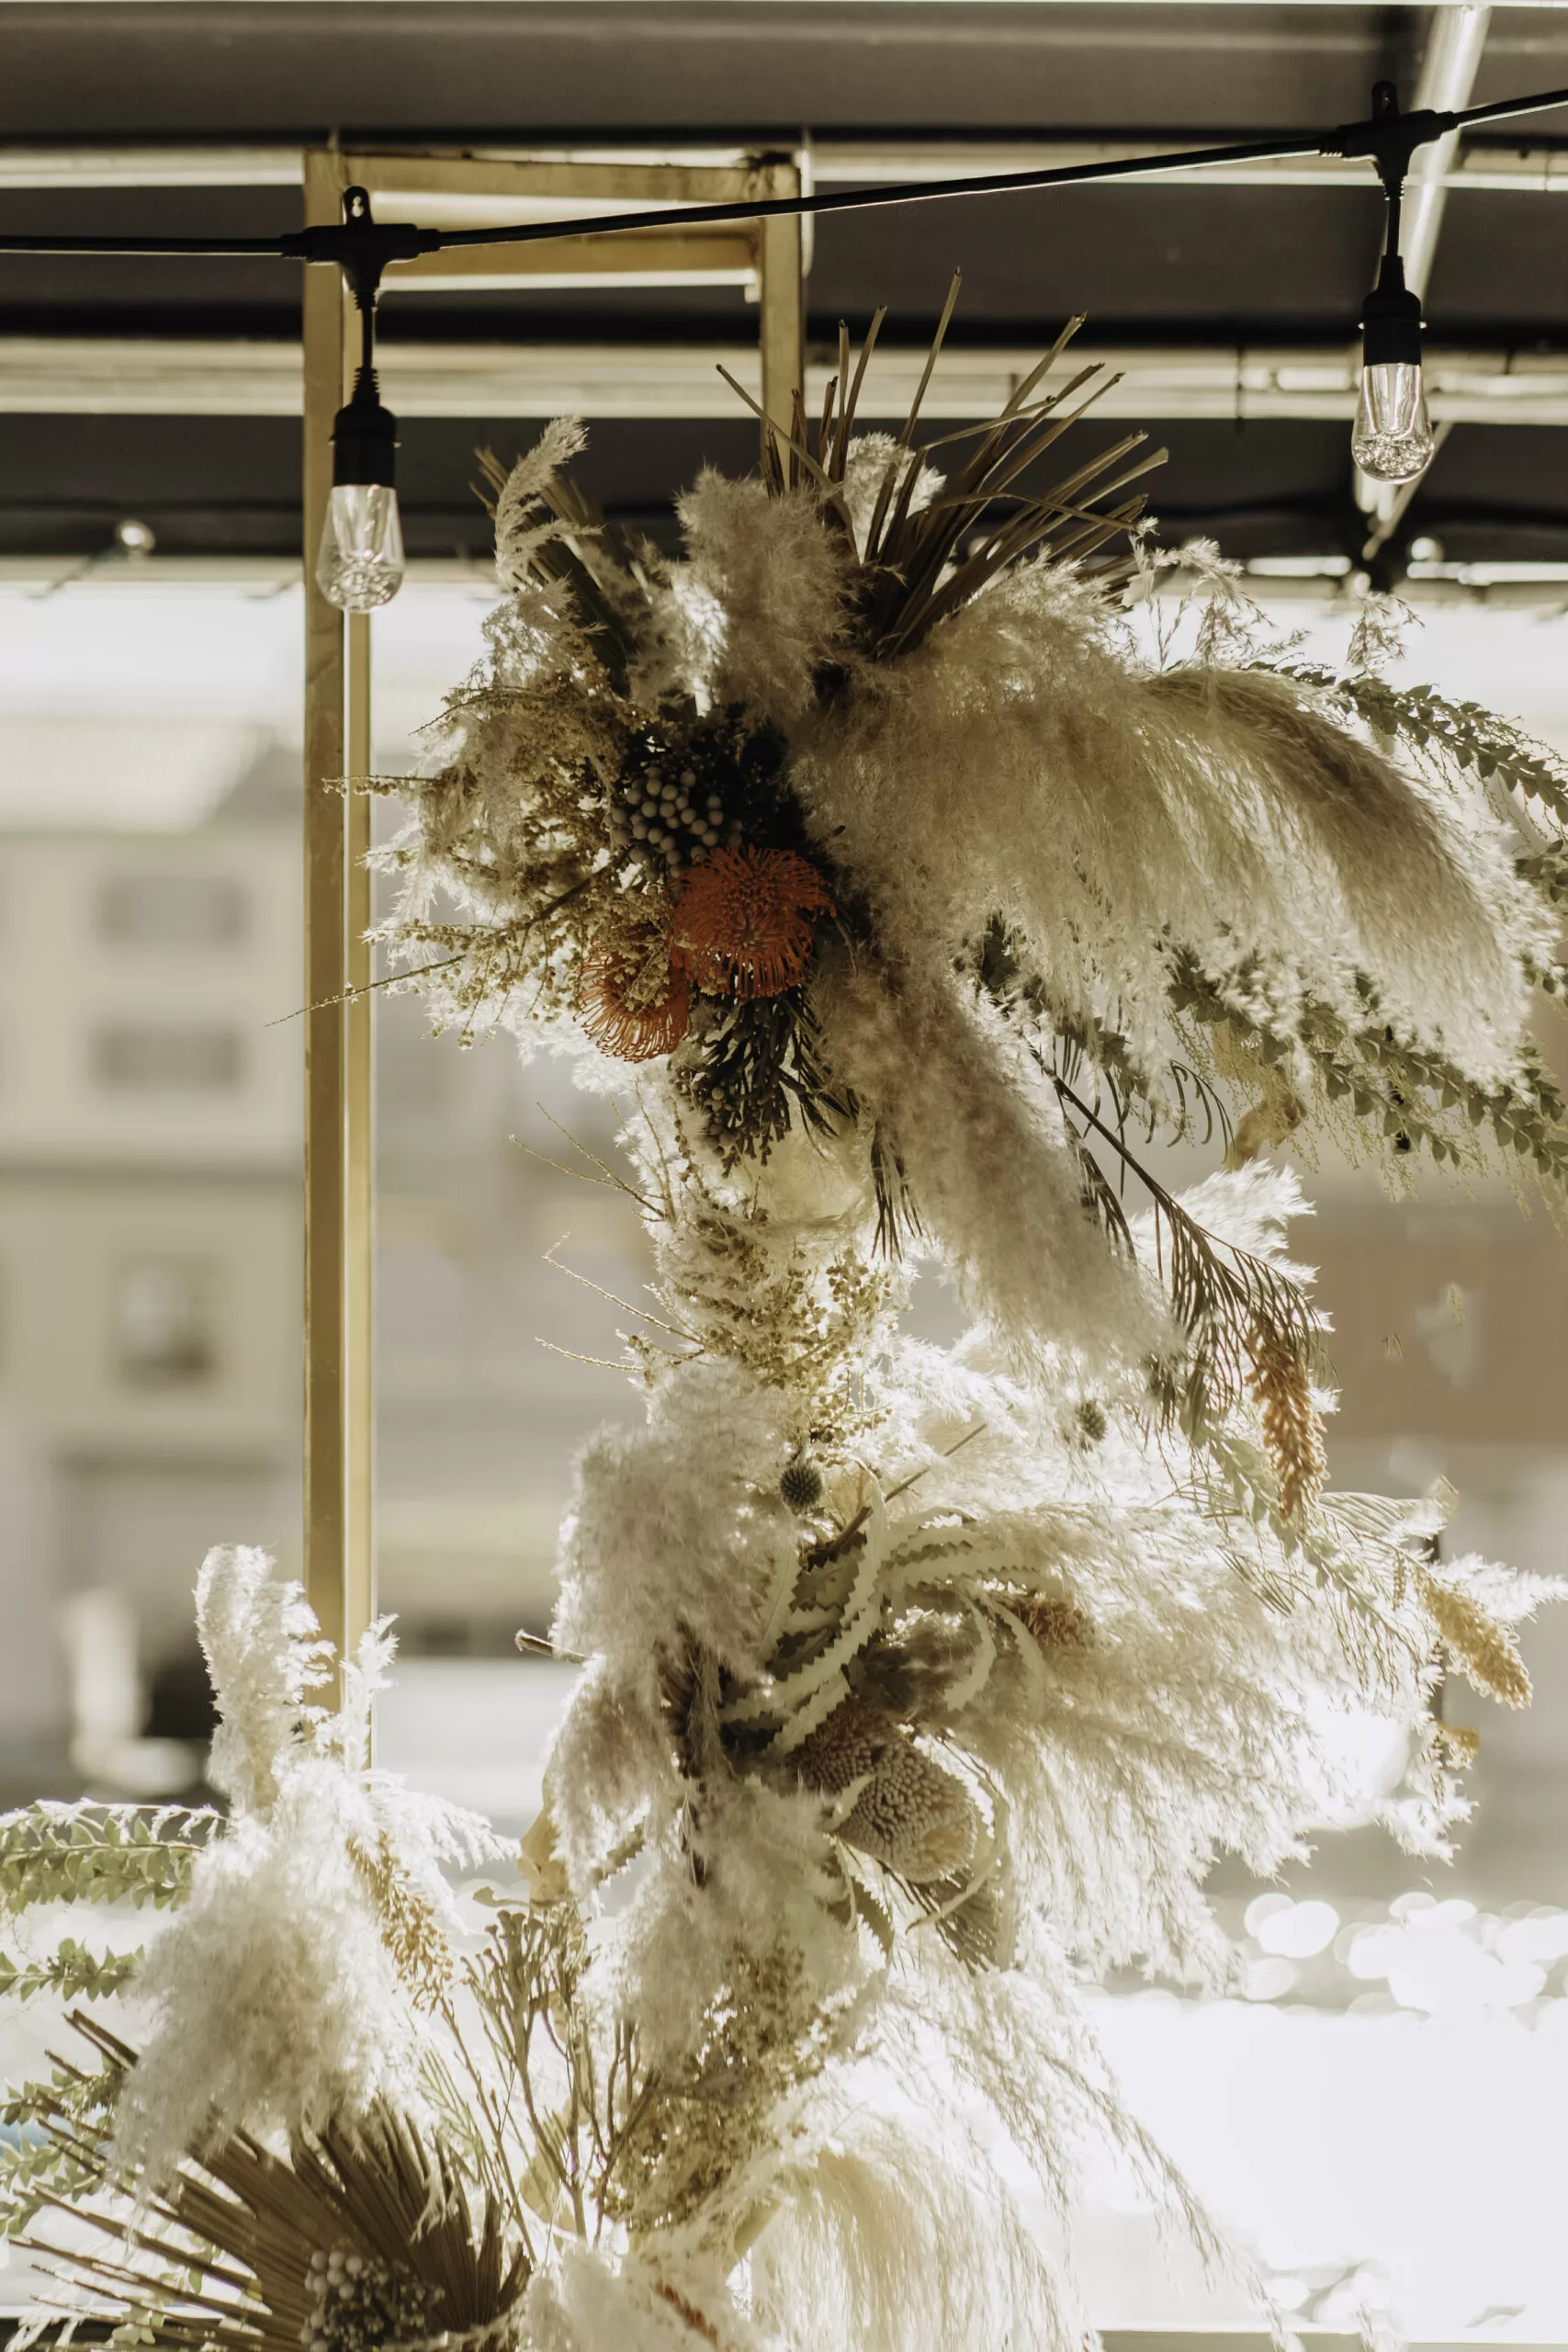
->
3, 568, 1568, 2336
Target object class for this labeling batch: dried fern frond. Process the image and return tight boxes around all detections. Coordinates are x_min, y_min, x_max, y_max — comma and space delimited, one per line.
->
1047, 1060, 1324, 1439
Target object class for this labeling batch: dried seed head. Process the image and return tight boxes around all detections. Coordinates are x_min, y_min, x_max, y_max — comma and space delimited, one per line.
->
1074, 1397, 1108, 1446
1011, 1596, 1091, 1651
1431, 1721, 1481, 1767
1416, 1567, 1532, 1708
1246, 1320, 1326, 1522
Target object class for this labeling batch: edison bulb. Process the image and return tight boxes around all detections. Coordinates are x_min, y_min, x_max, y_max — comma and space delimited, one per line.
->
316, 482, 405, 611
1351, 361, 1435, 486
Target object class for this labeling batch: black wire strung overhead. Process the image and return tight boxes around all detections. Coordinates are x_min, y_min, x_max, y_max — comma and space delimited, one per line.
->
6, 75, 1566, 605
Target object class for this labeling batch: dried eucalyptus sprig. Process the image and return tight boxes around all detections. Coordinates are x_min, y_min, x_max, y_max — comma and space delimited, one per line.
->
1169, 949, 1568, 1208
0, 1803, 218, 1921
1268, 661, 1568, 832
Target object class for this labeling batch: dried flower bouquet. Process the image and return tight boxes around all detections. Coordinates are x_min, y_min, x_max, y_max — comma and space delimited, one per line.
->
5, 300, 1567, 2352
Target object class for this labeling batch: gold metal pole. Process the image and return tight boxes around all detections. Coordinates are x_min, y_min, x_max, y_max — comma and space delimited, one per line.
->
301, 149, 349, 1672
757, 164, 805, 447
344, 608, 375, 1660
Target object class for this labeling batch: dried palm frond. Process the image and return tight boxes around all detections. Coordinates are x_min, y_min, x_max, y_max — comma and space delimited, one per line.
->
22, 2015, 529, 2352
727, 281, 1164, 663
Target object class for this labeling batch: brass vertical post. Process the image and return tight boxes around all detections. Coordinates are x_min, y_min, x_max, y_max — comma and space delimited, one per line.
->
344, 608, 375, 1659
301, 149, 350, 1672
756, 156, 806, 447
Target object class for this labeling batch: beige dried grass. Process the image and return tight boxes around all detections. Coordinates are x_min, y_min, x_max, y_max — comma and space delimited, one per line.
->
1245, 1323, 1325, 1523
1416, 1567, 1532, 1708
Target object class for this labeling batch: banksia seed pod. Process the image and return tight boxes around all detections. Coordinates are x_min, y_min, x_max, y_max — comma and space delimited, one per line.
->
793, 1695, 888, 1796
780, 1455, 825, 1513
842, 1741, 978, 1883
794, 1697, 978, 1883
1011, 1596, 1090, 1651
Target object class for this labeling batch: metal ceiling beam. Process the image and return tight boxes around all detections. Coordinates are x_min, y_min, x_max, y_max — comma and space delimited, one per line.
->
1356, 4, 1491, 540
6, 135, 1568, 196
1403, 6, 1493, 298
6, 333, 1568, 423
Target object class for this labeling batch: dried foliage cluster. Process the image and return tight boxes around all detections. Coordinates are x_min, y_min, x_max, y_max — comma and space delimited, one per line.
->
4, 303, 1566, 2352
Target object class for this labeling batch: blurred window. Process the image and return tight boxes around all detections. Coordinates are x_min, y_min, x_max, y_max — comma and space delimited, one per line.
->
93, 1023, 243, 1091
112, 1258, 218, 1385
97, 873, 248, 946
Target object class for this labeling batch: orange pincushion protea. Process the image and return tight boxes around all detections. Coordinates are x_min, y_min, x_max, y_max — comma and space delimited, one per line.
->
671, 846, 834, 1001
579, 930, 690, 1062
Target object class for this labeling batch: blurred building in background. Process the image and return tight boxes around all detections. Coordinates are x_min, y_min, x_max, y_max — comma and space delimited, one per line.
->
0, 714, 302, 1791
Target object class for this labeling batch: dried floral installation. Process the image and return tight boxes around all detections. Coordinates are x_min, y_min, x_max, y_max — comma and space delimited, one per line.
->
5, 297, 1568, 2352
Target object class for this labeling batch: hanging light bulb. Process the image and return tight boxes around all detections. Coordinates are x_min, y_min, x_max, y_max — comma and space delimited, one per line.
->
1352, 254, 1434, 487
317, 359, 404, 611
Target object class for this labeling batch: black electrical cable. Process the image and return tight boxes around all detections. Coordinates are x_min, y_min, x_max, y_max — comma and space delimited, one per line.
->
0, 82, 1565, 268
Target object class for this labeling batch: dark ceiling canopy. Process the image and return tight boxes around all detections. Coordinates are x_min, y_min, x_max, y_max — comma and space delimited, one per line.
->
3, 2, 1567, 571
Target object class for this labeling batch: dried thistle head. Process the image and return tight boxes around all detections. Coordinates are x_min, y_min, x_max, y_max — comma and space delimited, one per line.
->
672, 846, 834, 1000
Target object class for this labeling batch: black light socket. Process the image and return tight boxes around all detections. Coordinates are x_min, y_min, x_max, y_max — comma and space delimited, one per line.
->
331, 365, 399, 490
1360, 253, 1425, 370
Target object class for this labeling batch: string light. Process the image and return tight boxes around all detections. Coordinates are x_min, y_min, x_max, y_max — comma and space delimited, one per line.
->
314, 189, 406, 612
1348, 85, 1437, 488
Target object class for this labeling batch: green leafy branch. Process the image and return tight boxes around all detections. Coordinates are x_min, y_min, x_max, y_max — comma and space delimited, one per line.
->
0, 2057, 118, 2241
1265, 662, 1568, 831
971, 913, 1235, 1155
1169, 950, 1568, 1203
0, 1804, 219, 1920
0, 1938, 141, 2004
